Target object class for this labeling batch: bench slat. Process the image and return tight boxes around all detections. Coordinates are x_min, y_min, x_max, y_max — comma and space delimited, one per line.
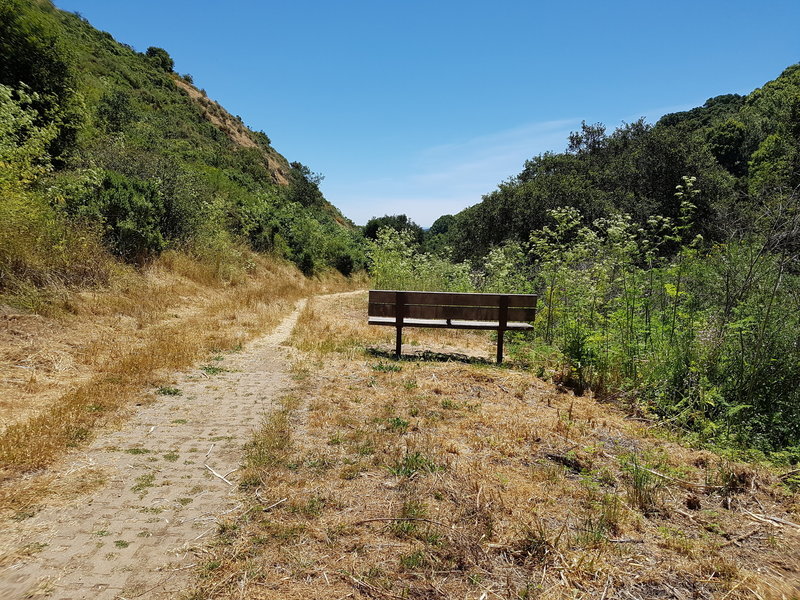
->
369, 290, 537, 308
368, 302, 536, 322
368, 317, 534, 331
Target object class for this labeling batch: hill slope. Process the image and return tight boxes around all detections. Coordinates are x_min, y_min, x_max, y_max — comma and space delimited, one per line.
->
439, 64, 800, 261
0, 0, 365, 302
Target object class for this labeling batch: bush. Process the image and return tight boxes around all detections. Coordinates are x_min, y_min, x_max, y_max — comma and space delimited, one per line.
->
63, 170, 165, 262
522, 191, 800, 453
0, 0, 82, 161
145, 46, 174, 72
0, 190, 112, 296
96, 89, 135, 132
368, 228, 472, 291
0, 83, 57, 186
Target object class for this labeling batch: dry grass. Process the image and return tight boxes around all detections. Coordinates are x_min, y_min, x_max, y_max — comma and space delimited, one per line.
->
188, 292, 800, 600
291, 294, 500, 360
0, 252, 361, 507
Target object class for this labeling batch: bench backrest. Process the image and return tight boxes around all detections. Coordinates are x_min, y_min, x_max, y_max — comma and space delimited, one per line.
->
368, 290, 537, 322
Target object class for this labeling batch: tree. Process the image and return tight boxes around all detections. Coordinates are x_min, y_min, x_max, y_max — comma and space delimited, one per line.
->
567, 121, 607, 154
286, 162, 325, 207
428, 214, 455, 236
708, 118, 748, 176
363, 214, 424, 245
145, 46, 174, 72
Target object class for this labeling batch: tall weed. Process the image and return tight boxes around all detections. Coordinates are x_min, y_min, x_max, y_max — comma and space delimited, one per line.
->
366, 179, 800, 455
368, 227, 472, 291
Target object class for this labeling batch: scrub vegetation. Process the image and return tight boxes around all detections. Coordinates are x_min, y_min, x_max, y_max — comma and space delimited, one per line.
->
363, 64, 800, 462
1, 1, 799, 596
1, 0, 366, 314
188, 293, 800, 600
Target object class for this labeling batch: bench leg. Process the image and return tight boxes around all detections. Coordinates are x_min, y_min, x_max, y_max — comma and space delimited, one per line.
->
496, 329, 505, 364
395, 326, 402, 358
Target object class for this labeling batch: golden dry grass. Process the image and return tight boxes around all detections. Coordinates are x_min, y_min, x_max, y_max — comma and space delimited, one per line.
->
188, 292, 800, 600
0, 252, 361, 505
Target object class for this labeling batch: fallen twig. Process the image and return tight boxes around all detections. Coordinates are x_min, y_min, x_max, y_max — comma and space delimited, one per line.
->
779, 468, 800, 481
640, 464, 721, 492
354, 517, 450, 528
675, 508, 696, 521
353, 517, 481, 547
720, 526, 761, 548
741, 509, 800, 530
191, 527, 215, 541
600, 577, 611, 600
260, 497, 287, 512
599, 449, 721, 491
204, 464, 234, 486
343, 573, 406, 600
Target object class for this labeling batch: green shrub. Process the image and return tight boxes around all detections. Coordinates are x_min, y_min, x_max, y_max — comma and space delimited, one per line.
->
96, 89, 135, 132
0, 83, 57, 186
0, 0, 83, 162
145, 46, 174, 72
64, 170, 165, 262
368, 227, 472, 291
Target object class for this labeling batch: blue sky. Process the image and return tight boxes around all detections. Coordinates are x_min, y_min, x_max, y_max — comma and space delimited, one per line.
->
55, 0, 799, 226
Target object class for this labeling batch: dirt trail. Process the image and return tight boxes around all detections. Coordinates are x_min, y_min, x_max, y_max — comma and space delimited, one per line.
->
0, 292, 356, 599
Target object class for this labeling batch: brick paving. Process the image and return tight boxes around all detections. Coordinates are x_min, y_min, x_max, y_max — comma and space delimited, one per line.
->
0, 298, 313, 599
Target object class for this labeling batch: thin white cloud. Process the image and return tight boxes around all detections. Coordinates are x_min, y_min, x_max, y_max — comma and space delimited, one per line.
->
419, 119, 577, 161
326, 119, 581, 226
327, 104, 705, 226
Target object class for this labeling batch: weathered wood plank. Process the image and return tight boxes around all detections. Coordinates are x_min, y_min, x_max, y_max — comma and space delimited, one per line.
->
369, 290, 537, 308
367, 290, 537, 363
369, 302, 535, 322
368, 317, 534, 330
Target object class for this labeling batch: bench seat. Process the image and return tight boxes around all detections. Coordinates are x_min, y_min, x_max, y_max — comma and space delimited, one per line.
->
368, 317, 534, 331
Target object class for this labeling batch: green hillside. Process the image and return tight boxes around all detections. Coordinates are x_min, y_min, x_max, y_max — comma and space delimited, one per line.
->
0, 0, 365, 303
439, 64, 800, 261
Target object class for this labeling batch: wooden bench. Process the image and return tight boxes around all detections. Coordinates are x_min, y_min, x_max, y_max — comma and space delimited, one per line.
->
368, 290, 538, 363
